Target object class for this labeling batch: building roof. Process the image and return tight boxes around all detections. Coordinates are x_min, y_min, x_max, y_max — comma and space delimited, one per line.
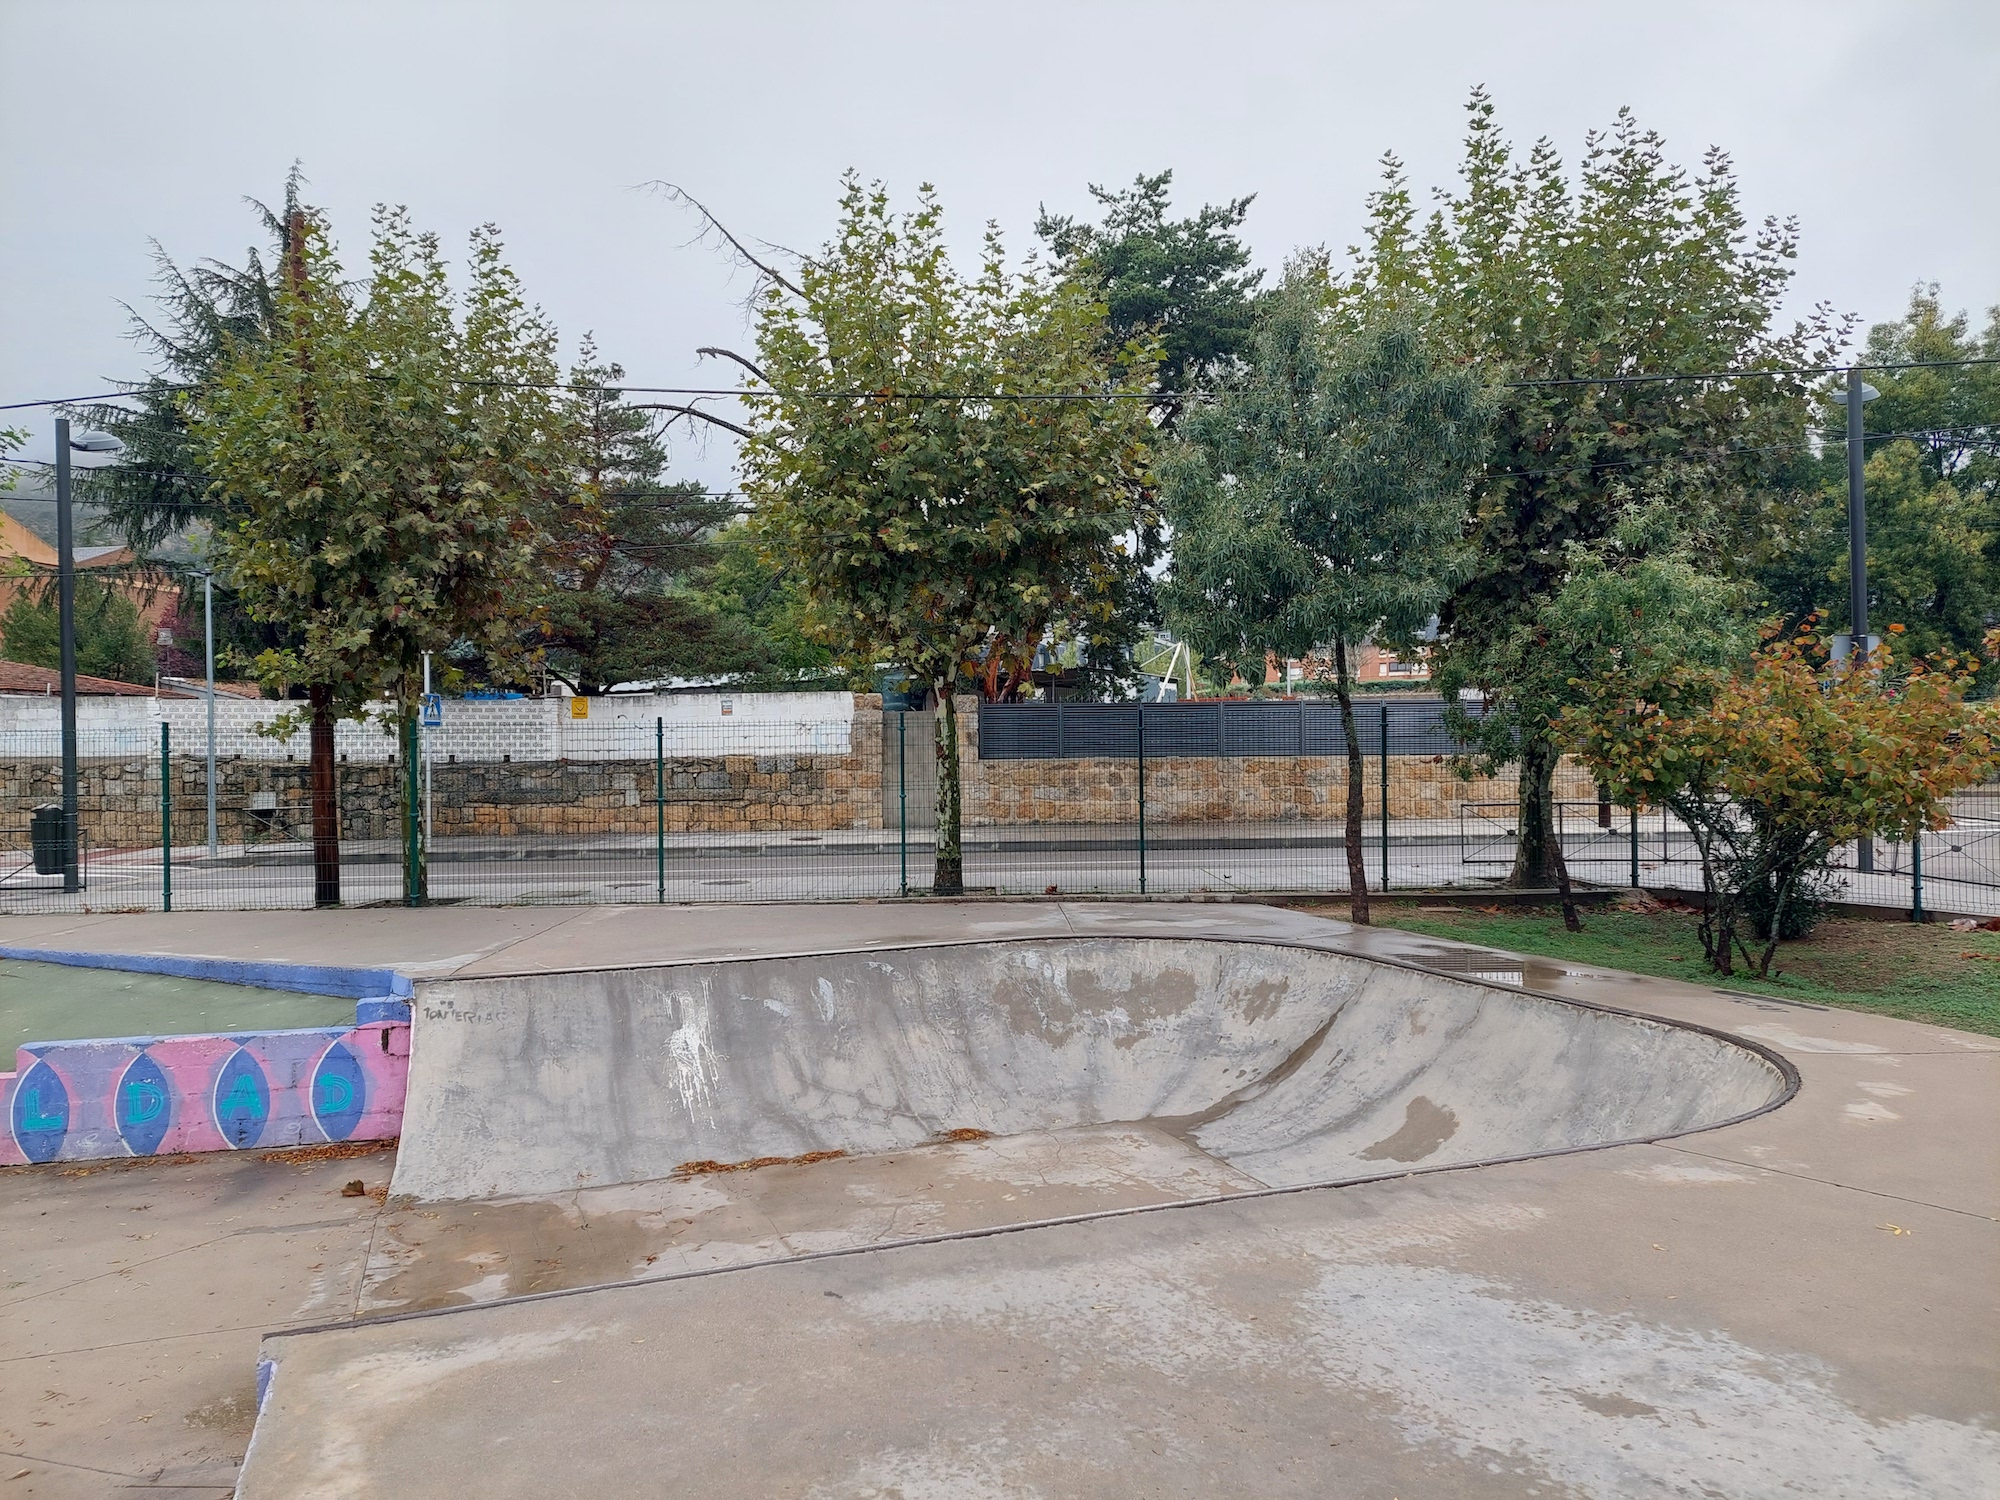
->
0, 514, 57, 566
0, 659, 191, 698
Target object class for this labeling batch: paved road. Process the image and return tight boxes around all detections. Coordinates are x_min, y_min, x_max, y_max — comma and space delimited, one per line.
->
0, 828, 1980, 914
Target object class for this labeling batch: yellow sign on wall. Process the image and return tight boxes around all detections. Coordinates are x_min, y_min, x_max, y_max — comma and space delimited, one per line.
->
570, 697, 589, 720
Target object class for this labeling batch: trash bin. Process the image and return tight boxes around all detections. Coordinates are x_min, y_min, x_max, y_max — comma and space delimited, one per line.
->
30, 804, 70, 876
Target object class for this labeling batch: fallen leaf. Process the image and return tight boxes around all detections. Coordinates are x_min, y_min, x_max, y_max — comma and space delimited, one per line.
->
1878, 1223, 1912, 1236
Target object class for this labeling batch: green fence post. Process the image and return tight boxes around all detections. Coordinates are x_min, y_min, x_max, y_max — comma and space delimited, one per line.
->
1137, 704, 1148, 896
1629, 804, 1641, 889
1378, 702, 1390, 892
160, 722, 172, 913
1911, 835, 1924, 924
402, 714, 422, 906
897, 710, 908, 898
655, 718, 666, 904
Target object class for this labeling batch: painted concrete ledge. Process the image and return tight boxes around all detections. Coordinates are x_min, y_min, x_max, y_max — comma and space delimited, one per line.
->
0, 948, 414, 1167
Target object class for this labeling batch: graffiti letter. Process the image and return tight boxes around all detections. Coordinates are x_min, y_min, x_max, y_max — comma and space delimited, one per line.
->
315, 1073, 352, 1114
19, 1087, 63, 1132
218, 1073, 266, 1122
123, 1080, 166, 1125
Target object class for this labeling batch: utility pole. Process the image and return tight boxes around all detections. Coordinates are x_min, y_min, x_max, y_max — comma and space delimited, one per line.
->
1838, 367, 1880, 873
1846, 367, 1869, 661
54, 419, 80, 892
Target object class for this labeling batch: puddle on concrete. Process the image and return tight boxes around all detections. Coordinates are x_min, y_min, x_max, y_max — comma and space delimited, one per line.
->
1398, 946, 1575, 992
358, 1123, 1260, 1315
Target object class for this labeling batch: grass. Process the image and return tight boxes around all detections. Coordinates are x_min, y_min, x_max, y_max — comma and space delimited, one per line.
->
1353, 898, 2000, 1038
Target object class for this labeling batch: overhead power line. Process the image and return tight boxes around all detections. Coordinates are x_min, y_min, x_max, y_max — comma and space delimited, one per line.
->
5, 355, 2000, 413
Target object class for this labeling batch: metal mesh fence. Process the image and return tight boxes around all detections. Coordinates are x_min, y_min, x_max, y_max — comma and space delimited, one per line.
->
0, 703, 1991, 915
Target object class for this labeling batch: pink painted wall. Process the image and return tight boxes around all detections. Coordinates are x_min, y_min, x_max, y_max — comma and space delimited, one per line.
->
1, 1021, 409, 1166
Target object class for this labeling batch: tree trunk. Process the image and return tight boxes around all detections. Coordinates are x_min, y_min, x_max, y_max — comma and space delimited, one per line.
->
309, 684, 340, 908
1332, 640, 1370, 925
1511, 731, 1561, 888
1553, 835, 1582, 932
933, 691, 964, 895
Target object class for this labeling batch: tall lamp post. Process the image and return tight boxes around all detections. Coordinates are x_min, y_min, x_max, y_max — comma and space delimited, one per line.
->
1832, 368, 1881, 871
52, 420, 122, 892
194, 571, 219, 858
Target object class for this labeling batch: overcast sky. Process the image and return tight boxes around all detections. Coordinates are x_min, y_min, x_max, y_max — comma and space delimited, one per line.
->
4, 0, 1995, 491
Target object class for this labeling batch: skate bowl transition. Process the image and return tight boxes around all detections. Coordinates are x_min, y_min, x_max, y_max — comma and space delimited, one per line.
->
389, 937, 1793, 1204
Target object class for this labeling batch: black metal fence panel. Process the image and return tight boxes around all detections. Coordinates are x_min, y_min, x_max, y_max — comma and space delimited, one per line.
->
977, 697, 1487, 760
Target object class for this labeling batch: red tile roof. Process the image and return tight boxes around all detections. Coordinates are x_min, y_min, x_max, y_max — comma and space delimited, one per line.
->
0, 659, 191, 697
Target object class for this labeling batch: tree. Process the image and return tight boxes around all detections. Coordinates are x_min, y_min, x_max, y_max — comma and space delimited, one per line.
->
189, 204, 572, 905
1490, 511, 1755, 928
1036, 170, 1265, 418
1566, 626, 1999, 977
533, 344, 761, 695
1158, 292, 1490, 922
697, 520, 840, 688
739, 176, 1156, 893
1334, 91, 1843, 886
1, 577, 157, 684
0, 428, 25, 492
1759, 287, 2000, 663
80, 175, 296, 556
71, 174, 322, 690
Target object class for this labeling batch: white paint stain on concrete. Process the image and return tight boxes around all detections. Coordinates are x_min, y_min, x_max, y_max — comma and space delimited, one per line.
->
1298, 1261, 2000, 1500
661, 991, 719, 1124
1619, 1160, 1752, 1185
1843, 1099, 1902, 1123
1736, 1023, 1886, 1055
805, 1440, 1045, 1499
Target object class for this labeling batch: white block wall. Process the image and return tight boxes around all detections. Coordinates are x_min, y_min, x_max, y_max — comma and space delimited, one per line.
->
0, 690, 857, 762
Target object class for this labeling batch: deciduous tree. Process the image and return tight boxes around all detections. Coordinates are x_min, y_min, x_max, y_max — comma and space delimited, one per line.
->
1159, 292, 1489, 922
740, 176, 1156, 893
1565, 625, 1999, 976
1334, 91, 1843, 886
189, 205, 572, 904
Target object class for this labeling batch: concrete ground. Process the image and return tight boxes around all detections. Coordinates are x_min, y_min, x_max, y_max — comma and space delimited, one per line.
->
1, 901, 1995, 1497
0, 1141, 394, 1498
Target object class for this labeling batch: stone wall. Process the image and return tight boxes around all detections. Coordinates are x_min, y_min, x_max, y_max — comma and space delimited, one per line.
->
955, 699, 1599, 825
967, 753, 1599, 824
0, 693, 1616, 852
0, 702, 885, 852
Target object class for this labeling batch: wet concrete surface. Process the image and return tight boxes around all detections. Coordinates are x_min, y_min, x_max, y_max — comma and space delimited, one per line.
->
243, 1137, 2000, 1499
4, 901, 1995, 1497
360, 1125, 1260, 1314
0, 1143, 393, 1499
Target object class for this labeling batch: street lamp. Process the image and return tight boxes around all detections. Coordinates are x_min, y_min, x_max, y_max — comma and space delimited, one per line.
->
1830, 369, 1881, 872
52, 420, 123, 892
190, 570, 220, 858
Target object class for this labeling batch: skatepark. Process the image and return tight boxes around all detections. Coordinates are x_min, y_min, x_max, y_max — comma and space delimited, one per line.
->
1, 898, 1994, 1498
